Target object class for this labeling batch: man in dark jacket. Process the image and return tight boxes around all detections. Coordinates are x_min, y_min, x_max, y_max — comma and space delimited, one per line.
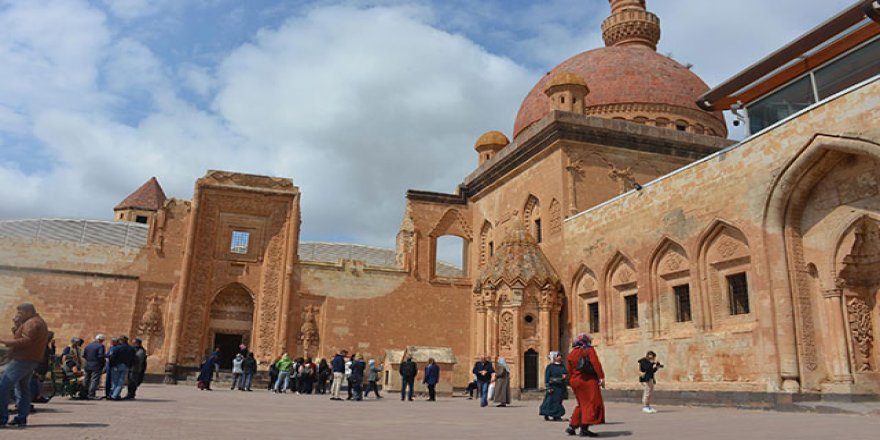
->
399, 354, 417, 402
125, 338, 148, 400
0, 303, 50, 428
472, 354, 494, 407
108, 336, 135, 400
80, 334, 105, 400
242, 352, 257, 391
638, 351, 662, 414
329, 349, 347, 400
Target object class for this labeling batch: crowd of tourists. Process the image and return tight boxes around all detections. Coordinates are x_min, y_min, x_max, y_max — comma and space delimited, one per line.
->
0, 303, 149, 429
2, 301, 662, 436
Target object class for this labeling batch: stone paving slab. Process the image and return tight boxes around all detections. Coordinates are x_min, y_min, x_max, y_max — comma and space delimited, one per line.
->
4, 384, 879, 439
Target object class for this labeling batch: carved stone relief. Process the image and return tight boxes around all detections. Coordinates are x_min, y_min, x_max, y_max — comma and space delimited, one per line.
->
300, 305, 320, 358
500, 312, 514, 350
847, 296, 875, 372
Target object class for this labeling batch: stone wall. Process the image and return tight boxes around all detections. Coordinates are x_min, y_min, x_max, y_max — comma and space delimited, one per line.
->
562, 78, 880, 394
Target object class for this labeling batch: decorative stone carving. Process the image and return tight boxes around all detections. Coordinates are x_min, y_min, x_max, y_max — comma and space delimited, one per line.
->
840, 216, 880, 288
499, 312, 514, 350
617, 268, 633, 284
475, 221, 560, 291
300, 305, 320, 357
539, 285, 559, 309
566, 159, 585, 215
429, 208, 473, 240
548, 199, 562, 235
137, 295, 163, 353
200, 170, 296, 190
847, 297, 874, 372
664, 254, 684, 272
717, 237, 739, 259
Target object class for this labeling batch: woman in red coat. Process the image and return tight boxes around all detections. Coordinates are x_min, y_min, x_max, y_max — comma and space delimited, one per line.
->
566, 334, 604, 437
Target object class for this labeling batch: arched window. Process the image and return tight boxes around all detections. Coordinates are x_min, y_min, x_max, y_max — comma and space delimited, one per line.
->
524, 195, 541, 243
650, 239, 692, 336
699, 221, 752, 327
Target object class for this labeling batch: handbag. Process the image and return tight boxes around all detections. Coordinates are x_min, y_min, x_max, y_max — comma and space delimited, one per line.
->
576, 350, 596, 376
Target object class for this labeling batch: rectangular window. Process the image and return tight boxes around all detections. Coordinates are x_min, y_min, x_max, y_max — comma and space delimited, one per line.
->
135, 216, 148, 224
534, 219, 542, 243
488, 241, 494, 257
588, 302, 600, 334
747, 75, 815, 134
673, 284, 692, 322
230, 230, 250, 254
727, 273, 750, 315
624, 294, 638, 329
814, 37, 880, 100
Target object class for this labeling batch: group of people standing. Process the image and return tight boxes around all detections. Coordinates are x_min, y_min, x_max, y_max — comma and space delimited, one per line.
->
1, 303, 147, 429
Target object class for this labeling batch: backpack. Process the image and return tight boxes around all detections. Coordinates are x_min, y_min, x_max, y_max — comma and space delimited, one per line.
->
576, 349, 596, 376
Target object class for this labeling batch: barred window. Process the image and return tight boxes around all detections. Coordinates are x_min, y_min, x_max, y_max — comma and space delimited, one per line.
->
230, 231, 250, 254
674, 284, 692, 322
625, 294, 638, 329
588, 302, 600, 334
727, 273, 750, 315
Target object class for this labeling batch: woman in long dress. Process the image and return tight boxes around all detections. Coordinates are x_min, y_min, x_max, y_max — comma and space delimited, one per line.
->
539, 351, 567, 421
492, 357, 511, 407
566, 334, 605, 437
196, 348, 220, 391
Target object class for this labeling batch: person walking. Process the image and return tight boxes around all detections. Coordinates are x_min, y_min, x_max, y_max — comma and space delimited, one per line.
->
242, 352, 257, 391
197, 347, 221, 391
399, 354, 417, 402
273, 353, 293, 393
125, 338, 147, 400
540, 351, 567, 421
423, 358, 439, 402
365, 359, 383, 398
638, 351, 663, 414
109, 336, 134, 400
0, 303, 50, 428
80, 334, 106, 400
566, 334, 605, 437
330, 350, 347, 400
472, 355, 494, 407
492, 357, 511, 407
230, 353, 245, 391
349, 354, 366, 401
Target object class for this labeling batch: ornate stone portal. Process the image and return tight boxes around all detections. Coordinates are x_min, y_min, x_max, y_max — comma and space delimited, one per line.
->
473, 221, 563, 395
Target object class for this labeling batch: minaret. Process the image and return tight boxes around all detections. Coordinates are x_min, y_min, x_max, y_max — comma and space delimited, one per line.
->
602, 0, 661, 50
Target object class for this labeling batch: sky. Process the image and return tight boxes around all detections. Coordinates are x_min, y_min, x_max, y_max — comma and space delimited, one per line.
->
0, 0, 857, 264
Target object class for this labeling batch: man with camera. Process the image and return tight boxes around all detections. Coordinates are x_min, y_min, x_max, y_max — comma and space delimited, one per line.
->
638, 351, 663, 414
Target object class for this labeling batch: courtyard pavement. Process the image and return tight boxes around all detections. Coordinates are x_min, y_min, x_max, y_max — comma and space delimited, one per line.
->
5, 384, 879, 439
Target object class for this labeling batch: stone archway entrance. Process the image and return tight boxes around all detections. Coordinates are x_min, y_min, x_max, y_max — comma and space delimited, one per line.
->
209, 283, 255, 370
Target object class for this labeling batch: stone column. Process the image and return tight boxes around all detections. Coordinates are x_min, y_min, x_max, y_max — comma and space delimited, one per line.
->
486, 306, 498, 358
539, 305, 552, 384
475, 305, 487, 357
823, 287, 855, 385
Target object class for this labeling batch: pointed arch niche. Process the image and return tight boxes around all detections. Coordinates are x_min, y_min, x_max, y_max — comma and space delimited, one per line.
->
523, 195, 542, 244
480, 220, 494, 269
429, 208, 472, 279
603, 252, 638, 343
573, 265, 600, 336
649, 239, 694, 337
697, 220, 753, 330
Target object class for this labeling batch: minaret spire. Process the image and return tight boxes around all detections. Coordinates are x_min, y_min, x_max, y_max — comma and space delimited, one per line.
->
602, 0, 660, 50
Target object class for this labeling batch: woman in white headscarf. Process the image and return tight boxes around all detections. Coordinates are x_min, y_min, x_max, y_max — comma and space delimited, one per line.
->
492, 357, 511, 407
539, 351, 567, 421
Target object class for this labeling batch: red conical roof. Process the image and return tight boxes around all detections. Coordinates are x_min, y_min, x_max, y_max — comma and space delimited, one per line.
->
114, 177, 167, 211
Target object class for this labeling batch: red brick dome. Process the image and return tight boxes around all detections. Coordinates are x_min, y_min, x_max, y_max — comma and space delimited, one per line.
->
513, 46, 725, 139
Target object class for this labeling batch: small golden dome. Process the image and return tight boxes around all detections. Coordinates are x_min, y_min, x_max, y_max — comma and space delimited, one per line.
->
474, 131, 510, 151
543, 72, 589, 94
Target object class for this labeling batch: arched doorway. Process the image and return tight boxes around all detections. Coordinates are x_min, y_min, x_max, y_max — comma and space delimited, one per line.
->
523, 349, 539, 390
209, 283, 255, 370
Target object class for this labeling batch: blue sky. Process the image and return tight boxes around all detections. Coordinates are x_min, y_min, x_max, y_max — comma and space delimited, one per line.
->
0, 0, 857, 263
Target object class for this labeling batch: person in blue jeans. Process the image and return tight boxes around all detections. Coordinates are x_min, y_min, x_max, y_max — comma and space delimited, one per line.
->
0, 303, 50, 428
472, 354, 494, 408
241, 352, 257, 391
108, 336, 135, 400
